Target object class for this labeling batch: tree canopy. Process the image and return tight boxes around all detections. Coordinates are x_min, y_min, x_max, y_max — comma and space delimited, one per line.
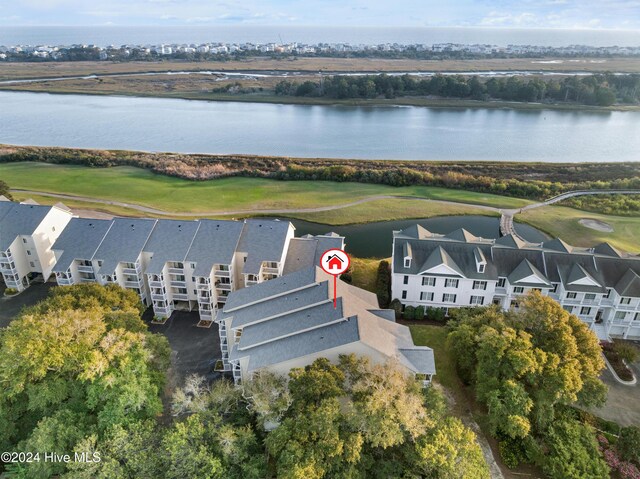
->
447, 291, 609, 477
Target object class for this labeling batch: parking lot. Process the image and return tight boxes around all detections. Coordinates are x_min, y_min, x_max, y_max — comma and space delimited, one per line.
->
146, 309, 223, 386
0, 281, 54, 328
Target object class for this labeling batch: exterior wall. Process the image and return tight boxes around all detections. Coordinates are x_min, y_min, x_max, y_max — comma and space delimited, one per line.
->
32, 207, 73, 280
392, 263, 640, 340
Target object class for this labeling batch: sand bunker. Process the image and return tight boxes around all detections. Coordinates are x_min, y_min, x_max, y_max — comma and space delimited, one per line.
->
579, 219, 614, 232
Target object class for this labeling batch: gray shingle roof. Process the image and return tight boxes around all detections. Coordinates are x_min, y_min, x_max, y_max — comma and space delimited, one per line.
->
594, 242, 622, 258
186, 220, 244, 277
230, 316, 360, 373
238, 298, 340, 349
52, 218, 113, 272
94, 218, 157, 275
283, 234, 344, 275
143, 220, 200, 275
400, 348, 436, 375
543, 238, 573, 253
495, 234, 527, 249
223, 267, 317, 312
445, 228, 479, 242
238, 219, 292, 275
508, 259, 552, 287
615, 269, 640, 297
397, 224, 433, 240
223, 281, 329, 329
0, 203, 54, 251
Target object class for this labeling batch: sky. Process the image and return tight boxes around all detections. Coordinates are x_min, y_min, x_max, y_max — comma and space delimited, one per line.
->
2, 0, 640, 29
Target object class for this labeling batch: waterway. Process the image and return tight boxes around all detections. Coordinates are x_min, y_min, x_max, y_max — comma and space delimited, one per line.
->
1, 91, 639, 162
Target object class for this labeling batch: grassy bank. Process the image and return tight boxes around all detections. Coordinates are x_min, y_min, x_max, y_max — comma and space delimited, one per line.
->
519, 205, 640, 252
3, 83, 638, 112
0, 162, 529, 212
2, 57, 640, 81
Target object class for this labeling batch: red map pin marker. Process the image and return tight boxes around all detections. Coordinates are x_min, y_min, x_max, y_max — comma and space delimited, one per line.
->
320, 248, 350, 309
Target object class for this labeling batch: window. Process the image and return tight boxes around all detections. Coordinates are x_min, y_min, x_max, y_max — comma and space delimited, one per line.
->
52, 226, 55, 232
22, 238, 27, 243
403, 275, 409, 285
585, 293, 596, 301
634, 312, 639, 321
620, 297, 632, 305
478, 264, 485, 273
566, 292, 577, 299
26, 250, 31, 256
191, 263, 196, 269
497, 278, 506, 288
422, 277, 436, 287
420, 292, 434, 301
442, 293, 457, 303
401, 290, 407, 300
551, 283, 558, 293
193, 289, 197, 295
513, 286, 524, 294
445, 279, 459, 288
97, 260, 103, 267
604, 289, 612, 299
580, 307, 591, 315
563, 305, 573, 313
614, 311, 627, 321
404, 258, 411, 268
472, 280, 487, 290
29, 261, 35, 268
470, 296, 484, 305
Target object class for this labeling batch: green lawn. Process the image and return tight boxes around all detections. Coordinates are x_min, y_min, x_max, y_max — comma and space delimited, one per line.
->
519, 205, 640, 253
0, 162, 531, 215
409, 324, 463, 395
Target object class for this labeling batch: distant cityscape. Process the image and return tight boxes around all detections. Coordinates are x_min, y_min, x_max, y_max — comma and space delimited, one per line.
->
1, 41, 640, 61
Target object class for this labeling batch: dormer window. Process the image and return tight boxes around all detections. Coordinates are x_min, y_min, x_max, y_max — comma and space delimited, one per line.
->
478, 264, 485, 273
404, 258, 411, 268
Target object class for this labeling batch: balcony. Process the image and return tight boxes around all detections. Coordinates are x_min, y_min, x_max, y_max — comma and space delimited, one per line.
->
151, 293, 166, 301
0, 266, 15, 275
148, 280, 163, 288
262, 266, 279, 275
76, 264, 94, 273
79, 277, 96, 283
172, 293, 189, 301
494, 287, 507, 295
154, 307, 171, 316
170, 280, 186, 288
215, 282, 231, 291
214, 270, 230, 277
199, 310, 213, 320
122, 266, 140, 275
167, 267, 183, 275
125, 280, 142, 289
197, 281, 211, 290
56, 277, 74, 286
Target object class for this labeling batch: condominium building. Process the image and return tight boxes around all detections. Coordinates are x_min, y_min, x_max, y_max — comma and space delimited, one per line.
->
391, 226, 640, 340
0, 201, 73, 291
50, 215, 302, 323
283, 232, 345, 274
219, 267, 436, 385
94, 218, 157, 305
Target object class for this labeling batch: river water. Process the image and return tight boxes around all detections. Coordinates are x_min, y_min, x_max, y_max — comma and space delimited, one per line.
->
1, 91, 639, 162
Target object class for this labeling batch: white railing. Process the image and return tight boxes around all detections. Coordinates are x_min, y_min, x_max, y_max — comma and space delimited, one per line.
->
172, 293, 189, 301
76, 265, 94, 273
56, 277, 74, 286
262, 266, 279, 274
214, 270, 230, 277
167, 267, 183, 275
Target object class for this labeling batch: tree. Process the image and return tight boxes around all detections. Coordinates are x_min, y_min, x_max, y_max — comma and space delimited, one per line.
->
0, 284, 170, 476
375, 260, 391, 308
0, 179, 12, 200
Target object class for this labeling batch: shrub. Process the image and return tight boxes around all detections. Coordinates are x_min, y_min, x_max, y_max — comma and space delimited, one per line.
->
389, 299, 402, 320
375, 260, 391, 308
498, 437, 527, 469
618, 426, 640, 465
426, 306, 446, 322
614, 342, 639, 364
404, 306, 416, 320
603, 342, 634, 381
4, 287, 18, 295
415, 305, 425, 320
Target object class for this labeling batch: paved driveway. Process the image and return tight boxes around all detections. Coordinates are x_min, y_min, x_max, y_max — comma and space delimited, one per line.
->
590, 356, 640, 427
146, 309, 222, 385
0, 282, 54, 328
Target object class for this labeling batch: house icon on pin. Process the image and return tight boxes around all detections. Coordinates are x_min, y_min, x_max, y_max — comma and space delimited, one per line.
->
326, 254, 344, 271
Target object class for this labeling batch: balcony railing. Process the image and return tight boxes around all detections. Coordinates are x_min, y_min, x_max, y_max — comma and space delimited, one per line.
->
0, 266, 15, 275
79, 277, 96, 283
56, 277, 74, 286
167, 267, 183, 275
215, 283, 231, 291
151, 293, 166, 301
122, 266, 140, 275
172, 293, 189, 301
169, 280, 186, 287
262, 266, 279, 274
148, 280, 163, 288
197, 282, 211, 290
214, 270, 230, 277
125, 280, 141, 289
154, 307, 171, 316
76, 264, 94, 273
